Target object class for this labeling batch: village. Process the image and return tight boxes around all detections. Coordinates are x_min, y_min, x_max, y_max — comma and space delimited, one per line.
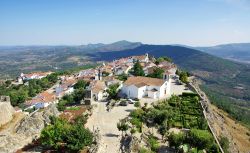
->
15, 53, 180, 111
0, 53, 219, 153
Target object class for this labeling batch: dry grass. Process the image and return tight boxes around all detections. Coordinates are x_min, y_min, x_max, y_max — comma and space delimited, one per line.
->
211, 105, 250, 153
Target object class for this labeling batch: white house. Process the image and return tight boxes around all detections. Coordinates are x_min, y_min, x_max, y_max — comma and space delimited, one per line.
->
89, 80, 107, 101
121, 76, 170, 99
20, 71, 52, 81
25, 91, 57, 109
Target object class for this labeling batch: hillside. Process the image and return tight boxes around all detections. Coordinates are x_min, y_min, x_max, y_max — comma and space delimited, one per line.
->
196, 43, 250, 63
90, 45, 250, 127
1, 43, 250, 127
0, 41, 141, 79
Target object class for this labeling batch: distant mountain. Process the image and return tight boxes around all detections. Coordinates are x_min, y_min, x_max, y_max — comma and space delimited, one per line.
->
89, 44, 250, 126
79, 40, 142, 52
195, 43, 250, 63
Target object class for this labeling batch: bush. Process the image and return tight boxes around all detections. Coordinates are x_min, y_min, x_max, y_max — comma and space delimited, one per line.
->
148, 134, 159, 152
40, 116, 93, 151
168, 132, 185, 149
74, 80, 88, 89
107, 83, 120, 100
188, 129, 214, 150
134, 101, 141, 107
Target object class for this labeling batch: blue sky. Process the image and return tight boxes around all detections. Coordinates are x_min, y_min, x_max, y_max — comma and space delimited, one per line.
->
0, 0, 250, 46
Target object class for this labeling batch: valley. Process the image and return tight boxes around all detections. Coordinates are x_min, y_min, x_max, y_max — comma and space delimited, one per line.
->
1, 42, 250, 129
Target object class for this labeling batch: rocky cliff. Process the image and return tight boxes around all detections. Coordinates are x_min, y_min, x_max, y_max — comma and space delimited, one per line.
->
0, 104, 60, 153
0, 96, 15, 127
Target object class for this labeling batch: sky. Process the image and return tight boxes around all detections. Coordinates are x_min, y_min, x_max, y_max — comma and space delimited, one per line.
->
0, 0, 250, 46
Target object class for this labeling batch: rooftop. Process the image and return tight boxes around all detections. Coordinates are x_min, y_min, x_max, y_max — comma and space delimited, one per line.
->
124, 76, 165, 87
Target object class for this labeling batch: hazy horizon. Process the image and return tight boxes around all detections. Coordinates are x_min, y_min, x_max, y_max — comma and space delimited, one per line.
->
0, 40, 250, 48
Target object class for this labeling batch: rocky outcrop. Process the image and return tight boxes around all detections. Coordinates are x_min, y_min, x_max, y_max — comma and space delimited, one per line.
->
0, 104, 60, 153
16, 104, 60, 136
0, 96, 15, 127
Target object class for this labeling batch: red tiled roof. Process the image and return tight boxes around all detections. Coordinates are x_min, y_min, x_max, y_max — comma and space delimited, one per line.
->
124, 76, 165, 87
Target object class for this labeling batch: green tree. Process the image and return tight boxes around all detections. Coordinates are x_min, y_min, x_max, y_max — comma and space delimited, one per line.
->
147, 67, 164, 79
73, 88, 86, 102
47, 73, 58, 83
57, 100, 67, 111
74, 80, 88, 89
107, 83, 120, 100
168, 132, 185, 149
179, 72, 188, 84
40, 117, 69, 149
65, 124, 93, 151
117, 119, 129, 136
133, 60, 145, 76
40, 116, 93, 151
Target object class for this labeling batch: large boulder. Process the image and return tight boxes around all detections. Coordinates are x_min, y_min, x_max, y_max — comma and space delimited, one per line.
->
16, 104, 60, 137
0, 97, 15, 127
0, 104, 60, 153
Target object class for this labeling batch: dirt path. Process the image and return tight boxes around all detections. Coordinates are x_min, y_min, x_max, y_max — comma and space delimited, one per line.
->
86, 101, 135, 153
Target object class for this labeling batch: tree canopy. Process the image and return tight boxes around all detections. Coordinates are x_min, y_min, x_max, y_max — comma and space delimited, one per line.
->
132, 60, 145, 76
147, 67, 164, 79
107, 83, 120, 100
40, 116, 93, 152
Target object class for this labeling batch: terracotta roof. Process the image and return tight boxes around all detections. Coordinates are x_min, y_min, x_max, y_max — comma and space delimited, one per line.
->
103, 76, 117, 82
90, 80, 106, 93
26, 91, 55, 105
133, 55, 146, 61
147, 66, 158, 74
124, 76, 165, 87
134, 82, 147, 87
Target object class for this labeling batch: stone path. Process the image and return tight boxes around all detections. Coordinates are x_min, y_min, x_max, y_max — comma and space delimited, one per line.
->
86, 101, 135, 153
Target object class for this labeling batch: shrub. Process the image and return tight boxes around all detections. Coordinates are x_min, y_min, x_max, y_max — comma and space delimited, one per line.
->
168, 132, 185, 149
134, 101, 141, 107
40, 116, 93, 151
148, 135, 159, 152
188, 129, 214, 150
